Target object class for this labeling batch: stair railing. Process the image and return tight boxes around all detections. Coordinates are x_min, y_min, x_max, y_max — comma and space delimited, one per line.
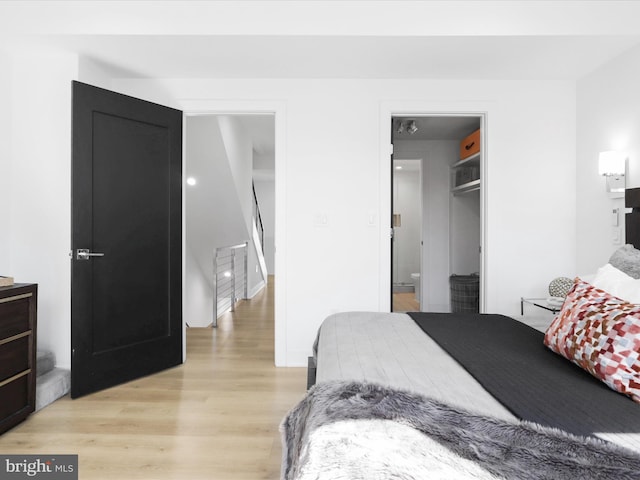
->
252, 182, 264, 253
213, 242, 248, 327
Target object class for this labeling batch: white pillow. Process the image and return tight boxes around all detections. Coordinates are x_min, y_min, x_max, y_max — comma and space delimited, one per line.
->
579, 273, 596, 284
591, 263, 640, 304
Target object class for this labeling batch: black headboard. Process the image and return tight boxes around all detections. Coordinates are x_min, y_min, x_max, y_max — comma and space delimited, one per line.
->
626, 188, 640, 249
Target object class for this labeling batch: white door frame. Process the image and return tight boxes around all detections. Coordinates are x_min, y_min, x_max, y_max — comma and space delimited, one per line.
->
179, 99, 288, 365
379, 104, 488, 313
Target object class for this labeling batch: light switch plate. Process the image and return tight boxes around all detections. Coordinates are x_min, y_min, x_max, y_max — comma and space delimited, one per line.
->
314, 212, 329, 227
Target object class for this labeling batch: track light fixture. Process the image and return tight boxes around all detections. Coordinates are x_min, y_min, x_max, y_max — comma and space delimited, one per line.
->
395, 119, 418, 135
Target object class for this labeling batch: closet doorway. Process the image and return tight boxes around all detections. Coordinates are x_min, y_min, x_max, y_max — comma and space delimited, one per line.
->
391, 115, 484, 313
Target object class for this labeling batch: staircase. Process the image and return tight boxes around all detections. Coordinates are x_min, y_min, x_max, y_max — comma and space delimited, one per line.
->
36, 351, 70, 411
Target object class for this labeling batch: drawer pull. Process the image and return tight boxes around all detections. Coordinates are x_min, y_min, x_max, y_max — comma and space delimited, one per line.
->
465, 141, 476, 151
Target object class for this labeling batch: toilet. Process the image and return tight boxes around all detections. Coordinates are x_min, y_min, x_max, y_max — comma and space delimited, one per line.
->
410, 273, 421, 305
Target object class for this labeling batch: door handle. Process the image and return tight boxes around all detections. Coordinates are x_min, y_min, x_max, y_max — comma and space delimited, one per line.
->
76, 249, 105, 260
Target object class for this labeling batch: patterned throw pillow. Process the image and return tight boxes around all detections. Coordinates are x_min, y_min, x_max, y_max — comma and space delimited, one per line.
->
544, 278, 640, 403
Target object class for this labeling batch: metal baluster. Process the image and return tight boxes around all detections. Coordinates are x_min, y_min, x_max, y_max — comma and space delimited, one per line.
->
243, 242, 248, 300
213, 252, 218, 328
230, 249, 236, 312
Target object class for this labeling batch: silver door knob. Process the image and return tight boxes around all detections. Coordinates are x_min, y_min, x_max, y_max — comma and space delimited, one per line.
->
76, 249, 105, 260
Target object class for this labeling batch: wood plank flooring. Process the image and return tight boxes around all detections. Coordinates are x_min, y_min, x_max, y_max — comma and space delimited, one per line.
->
0, 276, 307, 479
392, 292, 420, 312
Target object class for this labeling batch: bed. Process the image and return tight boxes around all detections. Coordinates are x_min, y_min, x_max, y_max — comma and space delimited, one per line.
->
281, 188, 640, 480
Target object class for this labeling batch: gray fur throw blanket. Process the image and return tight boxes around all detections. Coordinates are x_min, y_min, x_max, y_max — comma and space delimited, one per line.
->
280, 381, 640, 480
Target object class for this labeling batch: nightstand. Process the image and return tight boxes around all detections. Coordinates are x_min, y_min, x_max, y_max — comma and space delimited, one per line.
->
520, 297, 562, 316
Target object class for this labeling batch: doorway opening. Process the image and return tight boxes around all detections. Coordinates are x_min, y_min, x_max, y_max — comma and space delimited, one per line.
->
184, 114, 275, 331
392, 157, 422, 312
391, 114, 484, 313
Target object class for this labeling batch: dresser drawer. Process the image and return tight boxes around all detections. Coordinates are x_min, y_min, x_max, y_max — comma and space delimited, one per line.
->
0, 336, 30, 382
0, 284, 37, 434
0, 294, 31, 340
0, 375, 29, 425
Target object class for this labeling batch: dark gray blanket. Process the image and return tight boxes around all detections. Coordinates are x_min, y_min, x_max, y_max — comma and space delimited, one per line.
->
281, 381, 640, 480
409, 312, 640, 437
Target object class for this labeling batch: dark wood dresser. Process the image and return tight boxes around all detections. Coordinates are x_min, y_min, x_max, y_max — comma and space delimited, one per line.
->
0, 283, 37, 434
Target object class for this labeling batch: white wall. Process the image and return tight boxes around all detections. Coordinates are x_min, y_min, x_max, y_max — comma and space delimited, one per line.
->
7, 53, 78, 369
577, 43, 640, 274
5, 2, 637, 376
424, 141, 459, 312
78, 57, 118, 91
481, 85, 576, 313
184, 246, 212, 326
450, 192, 481, 275
217, 116, 254, 234
0, 52, 12, 271
2, 66, 577, 368
111, 77, 576, 366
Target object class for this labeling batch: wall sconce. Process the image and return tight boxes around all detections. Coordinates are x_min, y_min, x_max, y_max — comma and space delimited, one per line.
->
598, 151, 626, 197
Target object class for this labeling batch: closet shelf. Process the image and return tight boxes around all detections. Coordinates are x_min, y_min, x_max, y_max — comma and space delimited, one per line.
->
452, 152, 480, 168
451, 179, 480, 195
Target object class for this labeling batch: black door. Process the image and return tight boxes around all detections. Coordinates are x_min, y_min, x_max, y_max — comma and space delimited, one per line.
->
71, 81, 182, 398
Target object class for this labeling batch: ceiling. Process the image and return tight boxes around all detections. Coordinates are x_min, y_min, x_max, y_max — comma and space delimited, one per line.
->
5, 2, 640, 176
3, 2, 640, 82
392, 117, 480, 170
18, 34, 640, 81
232, 115, 275, 157
393, 116, 480, 141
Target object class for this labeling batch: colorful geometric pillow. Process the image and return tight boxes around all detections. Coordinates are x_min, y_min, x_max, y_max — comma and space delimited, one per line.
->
544, 278, 640, 403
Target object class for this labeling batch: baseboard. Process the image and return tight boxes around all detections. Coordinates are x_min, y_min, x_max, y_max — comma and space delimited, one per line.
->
248, 280, 266, 299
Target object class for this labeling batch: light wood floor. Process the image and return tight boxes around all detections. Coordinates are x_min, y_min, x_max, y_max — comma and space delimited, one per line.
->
0, 276, 307, 479
392, 292, 420, 312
